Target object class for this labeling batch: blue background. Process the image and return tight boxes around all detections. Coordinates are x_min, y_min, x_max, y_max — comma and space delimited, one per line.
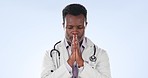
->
0, 0, 148, 78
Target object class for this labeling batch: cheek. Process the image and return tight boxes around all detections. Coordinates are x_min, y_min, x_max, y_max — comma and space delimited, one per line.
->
79, 30, 85, 36
65, 30, 73, 39
66, 30, 70, 35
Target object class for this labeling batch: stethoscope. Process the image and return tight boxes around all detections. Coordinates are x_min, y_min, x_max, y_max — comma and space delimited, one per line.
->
50, 40, 97, 67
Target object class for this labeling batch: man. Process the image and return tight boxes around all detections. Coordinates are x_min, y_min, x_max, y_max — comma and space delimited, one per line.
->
41, 4, 111, 78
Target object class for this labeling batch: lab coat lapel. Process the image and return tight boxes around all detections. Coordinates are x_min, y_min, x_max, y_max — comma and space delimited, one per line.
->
58, 41, 69, 63
82, 38, 94, 62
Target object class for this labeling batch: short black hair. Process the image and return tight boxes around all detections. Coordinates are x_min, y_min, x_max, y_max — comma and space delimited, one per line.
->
62, 3, 87, 23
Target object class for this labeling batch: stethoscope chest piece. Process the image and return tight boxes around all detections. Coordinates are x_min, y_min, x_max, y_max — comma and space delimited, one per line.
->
89, 45, 97, 62
89, 55, 97, 62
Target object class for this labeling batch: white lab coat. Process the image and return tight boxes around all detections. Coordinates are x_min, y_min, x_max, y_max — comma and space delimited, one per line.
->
41, 38, 111, 78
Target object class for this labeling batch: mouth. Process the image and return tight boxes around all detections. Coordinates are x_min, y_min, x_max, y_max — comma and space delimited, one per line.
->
69, 35, 81, 42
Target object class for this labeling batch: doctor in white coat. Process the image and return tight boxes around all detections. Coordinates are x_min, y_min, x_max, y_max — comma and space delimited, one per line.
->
41, 4, 111, 78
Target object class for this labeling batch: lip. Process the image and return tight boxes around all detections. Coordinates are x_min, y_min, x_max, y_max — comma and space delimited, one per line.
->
72, 31, 78, 35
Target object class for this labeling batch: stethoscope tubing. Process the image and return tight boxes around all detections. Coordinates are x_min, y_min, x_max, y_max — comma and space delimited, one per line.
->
50, 40, 97, 66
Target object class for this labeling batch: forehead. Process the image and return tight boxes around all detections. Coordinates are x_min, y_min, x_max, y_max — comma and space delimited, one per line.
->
65, 14, 85, 24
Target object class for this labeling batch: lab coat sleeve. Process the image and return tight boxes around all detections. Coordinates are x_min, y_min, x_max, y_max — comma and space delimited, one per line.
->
79, 50, 111, 78
41, 51, 71, 78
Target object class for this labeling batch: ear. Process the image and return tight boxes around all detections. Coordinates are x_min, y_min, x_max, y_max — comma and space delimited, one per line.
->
85, 22, 88, 28
62, 22, 65, 28
86, 22, 88, 26
62, 22, 66, 31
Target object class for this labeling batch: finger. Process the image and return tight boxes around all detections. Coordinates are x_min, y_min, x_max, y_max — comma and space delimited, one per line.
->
75, 48, 80, 60
72, 35, 77, 49
69, 47, 76, 61
71, 35, 76, 60
75, 35, 78, 46
75, 35, 80, 53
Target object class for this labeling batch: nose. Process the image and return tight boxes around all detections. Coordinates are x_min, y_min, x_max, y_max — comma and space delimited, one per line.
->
72, 26, 78, 35
72, 31, 78, 35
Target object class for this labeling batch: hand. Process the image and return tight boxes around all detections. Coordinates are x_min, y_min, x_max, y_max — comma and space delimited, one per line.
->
67, 35, 84, 68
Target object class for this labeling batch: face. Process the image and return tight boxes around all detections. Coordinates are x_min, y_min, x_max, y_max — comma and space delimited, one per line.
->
63, 14, 87, 44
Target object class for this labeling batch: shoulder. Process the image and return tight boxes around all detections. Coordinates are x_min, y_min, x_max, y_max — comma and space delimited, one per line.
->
86, 37, 107, 53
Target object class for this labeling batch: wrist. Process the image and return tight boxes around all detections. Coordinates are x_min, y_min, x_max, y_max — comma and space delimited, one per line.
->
77, 60, 84, 68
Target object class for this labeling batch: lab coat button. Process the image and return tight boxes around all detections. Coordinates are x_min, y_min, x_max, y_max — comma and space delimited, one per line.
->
51, 70, 53, 72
